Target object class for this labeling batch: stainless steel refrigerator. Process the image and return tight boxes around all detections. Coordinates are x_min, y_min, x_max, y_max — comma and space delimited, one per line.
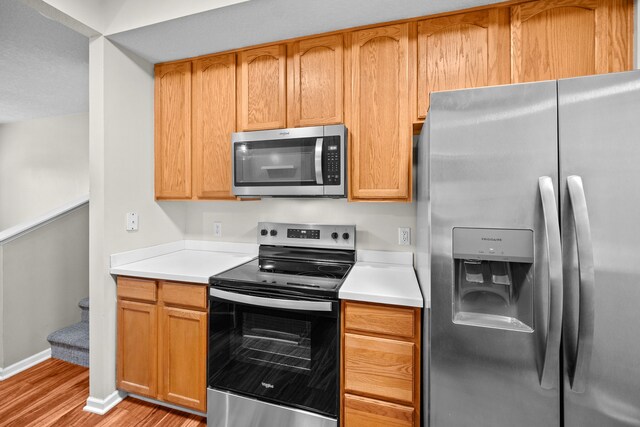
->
416, 70, 640, 427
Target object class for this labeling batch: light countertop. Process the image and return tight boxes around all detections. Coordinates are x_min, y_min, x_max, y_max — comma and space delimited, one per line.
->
339, 250, 424, 308
110, 240, 258, 284
110, 242, 425, 308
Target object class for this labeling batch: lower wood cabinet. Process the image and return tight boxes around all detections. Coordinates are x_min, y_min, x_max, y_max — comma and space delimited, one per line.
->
117, 277, 208, 412
341, 300, 421, 427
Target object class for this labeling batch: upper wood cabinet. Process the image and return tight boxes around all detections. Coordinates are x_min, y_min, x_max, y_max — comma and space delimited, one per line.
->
416, 9, 510, 120
155, 62, 192, 199
347, 24, 414, 201
511, 0, 633, 83
289, 34, 344, 127
237, 45, 287, 131
192, 54, 237, 200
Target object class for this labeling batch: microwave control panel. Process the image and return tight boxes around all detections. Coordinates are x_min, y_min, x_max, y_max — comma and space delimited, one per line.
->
323, 136, 341, 185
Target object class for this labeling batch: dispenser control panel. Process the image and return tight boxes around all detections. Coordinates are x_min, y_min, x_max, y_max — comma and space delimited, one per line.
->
452, 228, 534, 263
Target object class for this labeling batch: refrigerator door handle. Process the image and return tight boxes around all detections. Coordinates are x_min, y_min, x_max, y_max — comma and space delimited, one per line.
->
566, 175, 595, 393
538, 176, 563, 390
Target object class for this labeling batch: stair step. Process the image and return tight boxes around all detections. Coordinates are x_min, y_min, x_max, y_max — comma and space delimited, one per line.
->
47, 322, 89, 367
79, 298, 89, 323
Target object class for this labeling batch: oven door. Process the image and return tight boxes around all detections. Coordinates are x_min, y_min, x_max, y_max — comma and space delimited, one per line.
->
208, 287, 339, 418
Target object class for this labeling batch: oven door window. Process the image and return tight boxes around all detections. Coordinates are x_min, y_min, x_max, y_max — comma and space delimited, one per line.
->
209, 299, 338, 417
233, 138, 320, 187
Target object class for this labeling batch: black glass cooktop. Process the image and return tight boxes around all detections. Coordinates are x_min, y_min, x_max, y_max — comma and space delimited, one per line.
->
211, 258, 352, 299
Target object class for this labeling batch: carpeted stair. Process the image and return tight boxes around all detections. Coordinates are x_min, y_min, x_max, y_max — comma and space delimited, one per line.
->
47, 298, 89, 367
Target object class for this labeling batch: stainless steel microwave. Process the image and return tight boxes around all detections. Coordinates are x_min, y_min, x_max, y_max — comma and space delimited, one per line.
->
231, 124, 347, 198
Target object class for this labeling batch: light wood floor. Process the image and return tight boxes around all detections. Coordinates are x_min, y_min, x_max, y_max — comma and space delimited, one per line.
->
0, 358, 206, 426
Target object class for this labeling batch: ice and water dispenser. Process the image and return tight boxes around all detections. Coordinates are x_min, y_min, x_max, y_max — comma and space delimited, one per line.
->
453, 228, 534, 333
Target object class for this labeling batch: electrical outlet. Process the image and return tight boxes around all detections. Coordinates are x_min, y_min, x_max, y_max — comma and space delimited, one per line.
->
398, 227, 411, 245
126, 212, 138, 231
213, 222, 222, 237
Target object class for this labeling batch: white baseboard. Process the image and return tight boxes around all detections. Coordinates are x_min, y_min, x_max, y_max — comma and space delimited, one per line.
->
83, 390, 127, 415
0, 348, 51, 381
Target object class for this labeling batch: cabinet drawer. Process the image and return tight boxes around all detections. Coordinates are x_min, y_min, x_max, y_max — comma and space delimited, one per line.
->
162, 282, 207, 310
117, 277, 157, 302
344, 394, 414, 427
344, 301, 415, 339
344, 333, 415, 404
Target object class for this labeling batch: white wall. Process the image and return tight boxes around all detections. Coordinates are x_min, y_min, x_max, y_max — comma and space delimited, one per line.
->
0, 113, 89, 230
2, 205, 89, 368
633, 0, 640, 69
185, 200, 416, 251
88, 36, 187, 401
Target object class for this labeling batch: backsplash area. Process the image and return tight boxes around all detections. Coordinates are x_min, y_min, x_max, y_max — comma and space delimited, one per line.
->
182, 198, 416, 251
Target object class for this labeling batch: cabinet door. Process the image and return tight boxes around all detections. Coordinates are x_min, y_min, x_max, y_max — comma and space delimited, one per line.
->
155, 62, 192, 199
237, 45, 287, 131
348, 24, 412, 201
511, 0, 633, 83
344, 394, 414, 427
160, 306, 207, 412
417, 9, 510, 120
290, 34, 343, 127
192, 54, 237, 200
117, 300, 158, 397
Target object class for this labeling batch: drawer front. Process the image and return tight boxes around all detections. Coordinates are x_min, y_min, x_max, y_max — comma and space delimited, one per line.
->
344, 393, 414, 427
117, 277, 157, 302
344, 301, 415, 339
344, 333, 414, 404
162, 282, 207, 310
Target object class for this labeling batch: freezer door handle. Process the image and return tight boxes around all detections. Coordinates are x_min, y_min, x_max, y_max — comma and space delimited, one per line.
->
538, 176, 563, 390
566, 175, 595, 393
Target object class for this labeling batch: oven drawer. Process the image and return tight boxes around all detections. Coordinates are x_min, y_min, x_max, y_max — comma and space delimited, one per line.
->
343, 333, 415, 405
344, 301, 416, 339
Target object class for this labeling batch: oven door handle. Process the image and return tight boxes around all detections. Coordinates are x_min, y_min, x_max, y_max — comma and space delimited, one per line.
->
209, 288, 333, 312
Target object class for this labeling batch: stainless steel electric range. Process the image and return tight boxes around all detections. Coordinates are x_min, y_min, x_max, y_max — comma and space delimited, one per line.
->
207, 222, 356, 427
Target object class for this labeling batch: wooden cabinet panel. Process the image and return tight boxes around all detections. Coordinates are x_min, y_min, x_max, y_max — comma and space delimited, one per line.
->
348, 24, 412, 201
117, 300, 158, 397
417, 9, 510, 119
192, 54, 237, 200
117, 277, 157, 302
344, 394, 414, 427
511, 0, 633, 83
345, 301, 416, 339
290, 34, 344, 127
155, 62, 192, 199
344, 333, 415, 404
160, 307, 207, 412
161, 282, 207, 310
238, 45, 287, 131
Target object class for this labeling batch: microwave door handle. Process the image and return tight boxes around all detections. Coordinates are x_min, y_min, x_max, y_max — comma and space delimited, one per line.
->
209, 288, 332, 312
566, 175, 595, 393
538, 176, 563, 390
315, 138, 324, 185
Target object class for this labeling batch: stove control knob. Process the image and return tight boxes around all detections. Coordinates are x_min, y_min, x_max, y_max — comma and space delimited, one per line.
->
342, 232, 350, 240
270, 229, 278, 237
331, 232, 339, 240
260, 229, 268, 236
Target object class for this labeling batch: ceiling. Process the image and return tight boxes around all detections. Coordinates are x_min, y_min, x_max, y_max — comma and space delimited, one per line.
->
1, 0, 504, 124
107, 0, 504, 64
0, 0, 89, 124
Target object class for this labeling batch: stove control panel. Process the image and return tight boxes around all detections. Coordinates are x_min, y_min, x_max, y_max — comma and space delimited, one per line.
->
258, 222, 356, 250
